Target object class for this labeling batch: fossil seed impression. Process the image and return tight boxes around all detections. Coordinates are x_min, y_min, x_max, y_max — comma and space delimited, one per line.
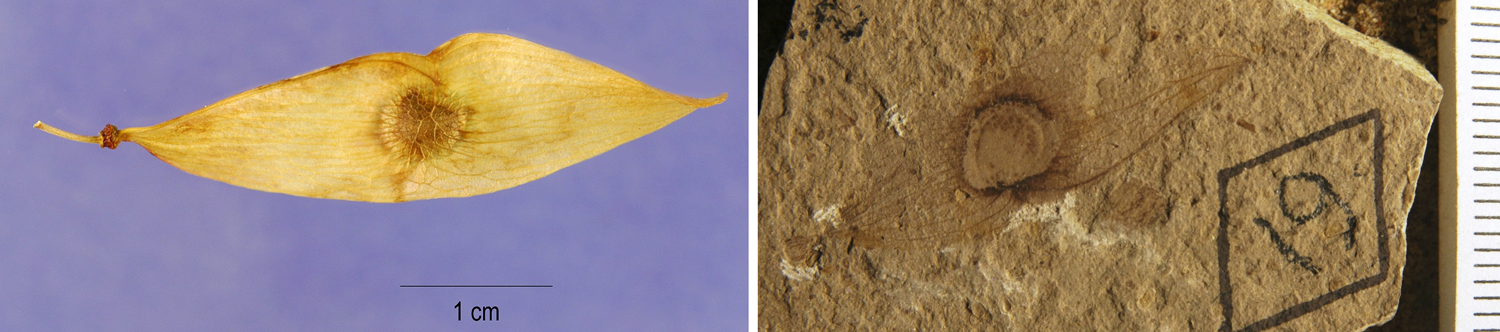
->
962, 100, 1057, 190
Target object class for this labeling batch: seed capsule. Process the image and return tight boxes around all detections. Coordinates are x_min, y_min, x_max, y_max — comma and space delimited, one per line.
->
34, 33, 726, 202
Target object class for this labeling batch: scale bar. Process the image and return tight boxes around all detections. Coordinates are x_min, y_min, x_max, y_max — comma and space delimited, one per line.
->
399, 285, 553, 288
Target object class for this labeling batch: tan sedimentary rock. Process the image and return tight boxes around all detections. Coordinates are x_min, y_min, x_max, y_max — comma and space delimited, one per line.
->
758, 0, 1440, 331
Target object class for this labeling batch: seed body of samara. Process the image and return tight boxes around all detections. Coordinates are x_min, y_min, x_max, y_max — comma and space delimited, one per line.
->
34, 33, 726, 202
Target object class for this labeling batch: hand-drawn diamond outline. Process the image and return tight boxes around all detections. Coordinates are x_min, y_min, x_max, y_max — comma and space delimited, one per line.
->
1215, 109, 1389, 332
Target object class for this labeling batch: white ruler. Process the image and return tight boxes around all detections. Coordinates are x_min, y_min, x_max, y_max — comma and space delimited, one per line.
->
1453, 3, 1500, 332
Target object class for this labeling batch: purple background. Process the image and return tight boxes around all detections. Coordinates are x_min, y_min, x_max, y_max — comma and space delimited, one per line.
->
0, 1, 746, 331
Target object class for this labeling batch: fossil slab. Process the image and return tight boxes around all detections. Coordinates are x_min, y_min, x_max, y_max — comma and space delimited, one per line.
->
757, 0, 1440, 331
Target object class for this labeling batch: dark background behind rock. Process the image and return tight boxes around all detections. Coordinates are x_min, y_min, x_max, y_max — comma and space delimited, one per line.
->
757, 0, 1445, 330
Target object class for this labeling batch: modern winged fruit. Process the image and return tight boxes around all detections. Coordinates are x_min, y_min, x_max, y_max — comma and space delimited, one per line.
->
35, 33, 726, 202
